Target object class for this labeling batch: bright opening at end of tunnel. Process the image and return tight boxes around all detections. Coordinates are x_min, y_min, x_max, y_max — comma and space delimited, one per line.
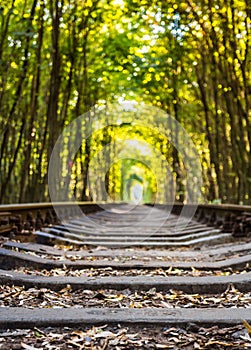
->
125, 139, 153, 156
131, 183, 143, 204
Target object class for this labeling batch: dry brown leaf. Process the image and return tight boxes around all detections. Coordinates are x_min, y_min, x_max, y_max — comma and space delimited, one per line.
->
205, 340, 235, 346
105, 293, 124, 302
67, 340, 84, 348
243, 320, 251, 334
94, 330, 116, 338
155, 344, 170, 349
21, 342, 43, 350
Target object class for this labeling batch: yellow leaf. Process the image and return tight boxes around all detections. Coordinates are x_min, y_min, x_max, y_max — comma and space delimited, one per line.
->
11, 62, 18, 69
243, 320, 251, 334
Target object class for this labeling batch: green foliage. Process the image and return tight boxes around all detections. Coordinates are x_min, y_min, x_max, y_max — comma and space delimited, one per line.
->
0, 0, 250, 204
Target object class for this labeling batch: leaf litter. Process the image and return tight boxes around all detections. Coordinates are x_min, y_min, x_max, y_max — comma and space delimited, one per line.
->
2, 240, 251, 348
12, 265, 251, 278
1, 284, 251, 309
0, 324, 250, 349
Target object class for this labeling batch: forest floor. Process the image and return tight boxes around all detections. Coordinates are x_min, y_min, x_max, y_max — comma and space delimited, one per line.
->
1, 282, 251, 349
0, 323, 251, 349
1, 237, 251, 349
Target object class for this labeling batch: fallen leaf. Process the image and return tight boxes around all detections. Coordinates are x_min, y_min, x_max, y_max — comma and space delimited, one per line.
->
243, 320, 251, 334
94, 330, 116, 338
21, 342, 43, 350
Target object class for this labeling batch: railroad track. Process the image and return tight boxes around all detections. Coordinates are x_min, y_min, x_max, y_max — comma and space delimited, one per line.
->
1, 202, 251, 349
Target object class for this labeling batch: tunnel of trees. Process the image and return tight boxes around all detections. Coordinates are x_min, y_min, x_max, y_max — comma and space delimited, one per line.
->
0, 0, 250, 204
